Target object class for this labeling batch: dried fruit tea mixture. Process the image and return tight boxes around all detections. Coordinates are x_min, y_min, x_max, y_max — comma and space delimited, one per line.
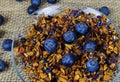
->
14, 9, 120, 82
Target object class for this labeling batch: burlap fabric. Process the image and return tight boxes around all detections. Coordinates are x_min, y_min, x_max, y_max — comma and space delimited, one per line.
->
0, 0, 120, 82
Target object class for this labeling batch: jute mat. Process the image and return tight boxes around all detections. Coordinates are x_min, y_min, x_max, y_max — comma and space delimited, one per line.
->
0, 0, 120, 82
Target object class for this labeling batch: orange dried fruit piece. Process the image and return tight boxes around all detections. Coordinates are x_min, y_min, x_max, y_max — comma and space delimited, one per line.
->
18, 46, 25, 54
33, 62, 39, 67
103, 74, 112, 81
79, 77, 87, 82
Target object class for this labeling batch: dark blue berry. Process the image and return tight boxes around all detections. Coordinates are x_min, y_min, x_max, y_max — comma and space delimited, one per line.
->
44, 38, 57, 52
72, 10, 79, 16
47, 0, 57, 4
27, 5, 38, 14
75, 22, 88, 35
99, 6, 110, 16
20, 38, 26, 43
45, 68, 51, 73
49, 30, 55, 35
0, 15, 4, 26
16, 0, 22, 2
35, 27, 42, 31
99, 22, 104, 26
2, 39, 13, 51
67, 24, 72, 28
63, 31, 76, 43
62, 53, 75, 67
78, 43, 81, 47
22, 61, 25, 65
0, 60, 6, 71
31, 0, 41, 7
83, 40, 97, 52
29, 63, 32, 66
86, 59, 99, 72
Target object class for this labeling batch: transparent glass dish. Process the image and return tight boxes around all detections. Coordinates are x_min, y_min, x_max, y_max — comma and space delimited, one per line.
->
11, 2, 120, 82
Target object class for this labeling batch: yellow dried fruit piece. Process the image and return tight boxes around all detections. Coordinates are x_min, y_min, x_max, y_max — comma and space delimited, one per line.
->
48, 73, 52, 80
114, 47, 119, 54
33, 62, 39, 67
43, 51, 49, 56
14, 47, 19, 52
74, 74, 80, 81
60, 68, 65, 74
56, 54, 62, 62
79, 77, 87, 82
26, 51, 34, 56
24, 53, 28, 57
58, 76, 68, 82
37, 79, 45, 82
65, 44, 73, 49
103, 64, 108, 71
103, 75, 111, 81
110, 63, 116, 69
40, 73, 47, 79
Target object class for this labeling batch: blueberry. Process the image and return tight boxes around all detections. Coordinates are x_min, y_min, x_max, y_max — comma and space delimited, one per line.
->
27, 5, 38, 14
62, 53, 75, 67
63, 31, 76, 43
2, 39, 13, 51
83, 40, 97, 52
0, 60, 6, 71
86, 59, 99, 72
31, 0, 41, 7
0, 15, 4, 26
16, 0, 22, 2
75, 22, 88, 35
44, 38, 57, 52
99, 6, 110, 16
47, 0, 57, 4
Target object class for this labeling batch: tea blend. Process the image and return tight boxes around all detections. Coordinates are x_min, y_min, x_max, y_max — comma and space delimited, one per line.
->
14, 9, 120, 82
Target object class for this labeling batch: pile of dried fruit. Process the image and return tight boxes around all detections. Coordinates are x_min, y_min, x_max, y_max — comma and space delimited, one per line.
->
14, 9, 120, 82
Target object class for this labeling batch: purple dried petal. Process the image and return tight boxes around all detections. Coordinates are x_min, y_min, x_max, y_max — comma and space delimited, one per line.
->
99, 22, 104, 26
18, 33, 22, 38
97, 16, 102, 19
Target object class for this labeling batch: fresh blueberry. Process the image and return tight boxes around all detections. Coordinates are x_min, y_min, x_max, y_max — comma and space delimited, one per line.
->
86, 58, 99, 72
44, 38, 57, 52
2, 39, 13, 51
31, 0, 41, 7
99, 6, 110, 16
63, 31, 76, 43
0, 15, 4, 26
47, 0, 57, 4
75, 22, 88, 35
16, 0, 22, 2
62, 53, 75, 67
27, 5, 38, 14
45, 68, 51, 73
0, 60, 6, 71
83, 40, 97, 52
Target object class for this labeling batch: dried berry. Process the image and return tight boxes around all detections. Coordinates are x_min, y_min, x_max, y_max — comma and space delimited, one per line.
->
62, 53, 75, 67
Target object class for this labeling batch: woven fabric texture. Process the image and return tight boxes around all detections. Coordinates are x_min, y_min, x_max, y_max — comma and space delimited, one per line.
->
0, 0, 120, 82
